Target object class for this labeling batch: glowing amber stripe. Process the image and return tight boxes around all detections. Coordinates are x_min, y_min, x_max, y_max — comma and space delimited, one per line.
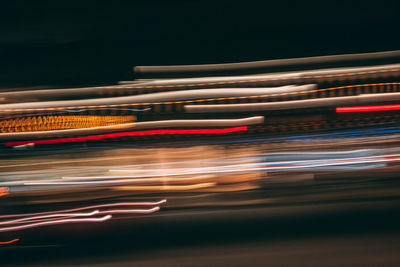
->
0, 115, 136, 133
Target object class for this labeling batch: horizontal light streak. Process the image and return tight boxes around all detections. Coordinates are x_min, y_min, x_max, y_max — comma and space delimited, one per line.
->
0, 208, 161, 228
0, 215, 112, 232
0, 200, 166, 219
0, 200, 166, 232
0, 115, 136, 133
336, 104, 400, 113
98, 206, 160, 214
20, 154, 400, 187
113, 182, 215, 191
5, 126, 248, 146
0, 210, 100, 226
0, 238, 19, 245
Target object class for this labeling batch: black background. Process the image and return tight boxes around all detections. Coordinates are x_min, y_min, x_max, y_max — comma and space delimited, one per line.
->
0, 0, 399, 86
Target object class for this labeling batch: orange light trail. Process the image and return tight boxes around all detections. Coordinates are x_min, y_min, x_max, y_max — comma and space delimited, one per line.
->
0, 238, 19, 245
0, 187, 9, 197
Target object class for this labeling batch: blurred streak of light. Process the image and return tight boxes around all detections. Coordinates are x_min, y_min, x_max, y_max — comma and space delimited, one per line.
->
0, 143, 256, 171
0, 154, 185, 169
133, 50, 400, 75
214, 126, 400, 144
0, 85, 316, 111
229, 149, 375, 157
98, 206, 160, 214
107, 156, 380, 173
0, 215, 112, 232
0, 208, 161, 231
184, 89, 400, 113
127, 72, 400, 88
25, 176, 243, 185
110, 183, 216, 191
336, 104, 400, 113
0, 62, 396, 101
90, 149, 375, 171
108, 164, 262, 175
0, 186, 9, 196
0, 238, 19, 245
0, 210, 100, 226
114, 182, 258, 192
129, 64, 400, 88
62, 173, 257, 184
94, 154, 400, 173
257, 149, 381, 160
0, 206, 165, 233
61, 107, 151, 112
0, 200, 166, 219
0, 117, 262, 141
19, 154, 400, 187
5, 126, 248, 146
1, 82, 399, 113
0, 115, 136, 133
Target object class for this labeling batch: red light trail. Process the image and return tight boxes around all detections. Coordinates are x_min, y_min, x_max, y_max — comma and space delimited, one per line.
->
336, 104, 400, 113
5, 126, 248, 147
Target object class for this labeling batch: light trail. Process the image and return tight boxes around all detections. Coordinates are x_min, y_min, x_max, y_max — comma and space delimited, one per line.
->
0, 200, 166, 219
5, 126, 248, 146
184, 91, 400, 113
213, 126, 400, 144
0, 81, 399, 112
0, 207, 162, 232
0, 205, 165, 233
0, 116, 261, 141
134, 50, 400, 75
0, 186, 9, 197
98, 206, 160, 214
0, 85, 316, 110
111, 183, 215, 191
336, 104, 400, 113
0, 238, 19, 245
21, 155, 400, 186
0, 215, 112, 232
0, 210, 100, 226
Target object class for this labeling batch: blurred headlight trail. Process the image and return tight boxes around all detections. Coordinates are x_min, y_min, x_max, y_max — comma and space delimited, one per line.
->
0, 200, 166, 219
0, 200, 166, 232
0, 215, 112, 232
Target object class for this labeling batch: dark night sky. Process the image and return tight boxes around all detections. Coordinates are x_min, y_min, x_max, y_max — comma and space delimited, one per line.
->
0, 0, 399, 86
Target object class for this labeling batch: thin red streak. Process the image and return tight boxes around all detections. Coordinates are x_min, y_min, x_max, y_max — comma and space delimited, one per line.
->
0, 238, 19, 245
336, 104, 400, 113
5, 126, 248, 147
